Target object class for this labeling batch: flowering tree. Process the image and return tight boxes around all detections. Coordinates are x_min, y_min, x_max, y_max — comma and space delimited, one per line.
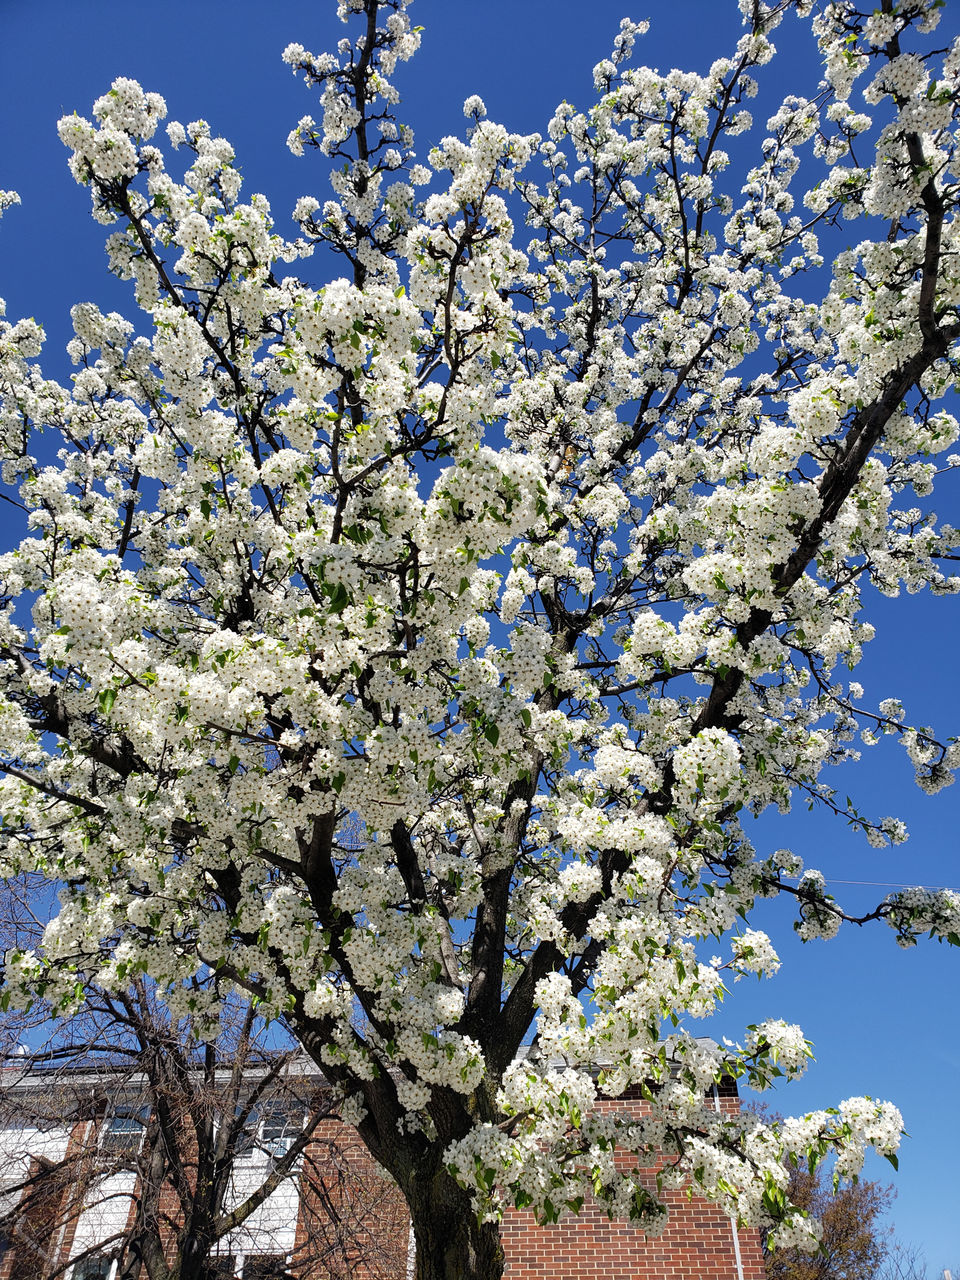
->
1, 0, 959, 1276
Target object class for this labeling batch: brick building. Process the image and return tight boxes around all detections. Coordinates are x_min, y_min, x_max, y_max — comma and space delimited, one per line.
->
499, 1080, 764, 1280
0, 1062, 765, 1280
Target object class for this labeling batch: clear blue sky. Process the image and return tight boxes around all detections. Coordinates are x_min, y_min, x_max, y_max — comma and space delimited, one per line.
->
1, 0, 958, 1268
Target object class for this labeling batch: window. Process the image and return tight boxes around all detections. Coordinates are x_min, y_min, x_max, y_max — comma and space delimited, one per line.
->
71, 1257, 113, 1280
259, 1100, 302, 1158
242, 1257, 289, 1280
100, 1105, 149, 1155
233, 1106, 257, 1156
235, 1100, 303, 1160
202, 1258, 236, 1280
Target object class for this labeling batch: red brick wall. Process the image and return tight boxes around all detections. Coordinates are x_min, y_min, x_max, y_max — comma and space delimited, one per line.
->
48, 1116, 99, 1279
293, 1115, 410, 1280
499, 1088, 765, 1280
502, 1188, 764, 1280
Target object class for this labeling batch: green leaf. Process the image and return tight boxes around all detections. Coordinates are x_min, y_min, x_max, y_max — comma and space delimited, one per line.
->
324, 581, 351, 614
98, 688, 117, 716
484, 723, 500, 747
343, 523, 374, 545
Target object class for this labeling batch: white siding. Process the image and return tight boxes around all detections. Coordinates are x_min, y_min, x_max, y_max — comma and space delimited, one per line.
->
67, 1170, 138, 1263
221, 1162, 300, 1257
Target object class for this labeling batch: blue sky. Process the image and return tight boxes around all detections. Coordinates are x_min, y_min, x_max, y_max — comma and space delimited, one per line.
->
1, 0, 958, 1268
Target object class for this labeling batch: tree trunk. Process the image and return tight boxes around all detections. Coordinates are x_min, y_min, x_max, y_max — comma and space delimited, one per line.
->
406, 1166, 504, 1280
174, 1234, 218, 1280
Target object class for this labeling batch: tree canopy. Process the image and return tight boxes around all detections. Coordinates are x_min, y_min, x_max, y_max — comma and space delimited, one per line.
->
1, 1, 959, 1277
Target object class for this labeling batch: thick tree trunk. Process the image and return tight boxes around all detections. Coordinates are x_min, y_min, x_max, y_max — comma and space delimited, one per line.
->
406, 1166, 504, 1280
176, 1238, 215, 1280
295, 1028, 506, 1280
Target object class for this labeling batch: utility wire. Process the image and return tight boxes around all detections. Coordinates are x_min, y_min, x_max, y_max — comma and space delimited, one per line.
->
828, 878, 960, 891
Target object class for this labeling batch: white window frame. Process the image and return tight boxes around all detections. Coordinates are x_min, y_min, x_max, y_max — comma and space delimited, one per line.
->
259, 1100, 303, 1159
100, 1104, 149, 1156
234, 1099, 304, 1161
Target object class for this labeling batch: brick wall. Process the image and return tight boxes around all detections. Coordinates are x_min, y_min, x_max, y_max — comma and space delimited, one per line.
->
292, 1115, 410, 1280
499, 1086, 765, 1280
501, 1185, 764, 1280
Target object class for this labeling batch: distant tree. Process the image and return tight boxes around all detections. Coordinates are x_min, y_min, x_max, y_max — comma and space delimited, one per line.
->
878, 1242, 960, 1280
763, 1165, 890, 1280
879, 1243, 928, 1280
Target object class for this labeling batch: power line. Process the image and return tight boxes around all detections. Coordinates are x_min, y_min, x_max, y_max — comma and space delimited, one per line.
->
827, 878, 960, 892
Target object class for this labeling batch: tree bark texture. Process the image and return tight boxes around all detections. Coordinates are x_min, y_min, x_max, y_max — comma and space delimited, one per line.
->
406, 1166, 504, 1280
